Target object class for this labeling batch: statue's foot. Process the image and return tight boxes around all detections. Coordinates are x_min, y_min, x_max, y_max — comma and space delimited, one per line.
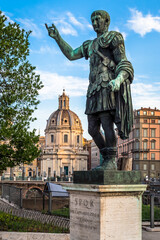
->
92, 159, 117, 171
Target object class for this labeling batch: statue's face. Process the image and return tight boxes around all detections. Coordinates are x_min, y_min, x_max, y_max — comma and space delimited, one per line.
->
91, 14, 107, 34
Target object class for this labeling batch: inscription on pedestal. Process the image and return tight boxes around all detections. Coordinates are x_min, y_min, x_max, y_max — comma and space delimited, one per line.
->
70, 193, 100, 240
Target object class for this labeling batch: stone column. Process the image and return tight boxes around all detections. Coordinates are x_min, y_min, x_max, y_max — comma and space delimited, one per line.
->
65, 183, 146, 240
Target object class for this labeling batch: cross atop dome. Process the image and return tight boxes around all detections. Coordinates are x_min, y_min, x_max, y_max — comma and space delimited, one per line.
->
62, 88, 65, 95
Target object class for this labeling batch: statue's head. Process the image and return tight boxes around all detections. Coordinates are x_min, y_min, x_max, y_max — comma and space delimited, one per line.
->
91, 10, 110, 34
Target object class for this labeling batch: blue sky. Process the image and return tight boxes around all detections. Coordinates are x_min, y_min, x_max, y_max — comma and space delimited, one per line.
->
1, 0, 160, 139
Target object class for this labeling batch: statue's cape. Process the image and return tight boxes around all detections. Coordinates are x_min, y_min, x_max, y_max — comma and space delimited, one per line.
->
99, 32, 134, 140
114, 60, 134, 140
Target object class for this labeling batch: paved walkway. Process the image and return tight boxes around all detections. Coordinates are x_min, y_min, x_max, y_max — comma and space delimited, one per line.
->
142, 230, 160, 240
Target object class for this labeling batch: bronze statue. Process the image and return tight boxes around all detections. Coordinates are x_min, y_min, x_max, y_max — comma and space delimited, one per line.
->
45, 10, 134, 171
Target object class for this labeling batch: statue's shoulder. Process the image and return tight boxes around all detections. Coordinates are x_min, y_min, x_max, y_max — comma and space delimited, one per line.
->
99, 31, 124, 48
109, 31, 124, 48
82, 40, 93, 48
81, 40, 93, 59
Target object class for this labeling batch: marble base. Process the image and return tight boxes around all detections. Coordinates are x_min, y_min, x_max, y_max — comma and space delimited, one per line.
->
64, 184, 147, 240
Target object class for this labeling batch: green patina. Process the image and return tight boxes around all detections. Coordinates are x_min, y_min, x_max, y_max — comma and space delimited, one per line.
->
46, 10, 134, 171
73, 171, 141, 185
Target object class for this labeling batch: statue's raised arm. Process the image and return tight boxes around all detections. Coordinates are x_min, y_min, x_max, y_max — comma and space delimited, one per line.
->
45, 23, 83, 61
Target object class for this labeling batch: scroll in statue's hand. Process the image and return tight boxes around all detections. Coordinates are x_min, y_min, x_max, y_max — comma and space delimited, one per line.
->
45, 23, 59, 40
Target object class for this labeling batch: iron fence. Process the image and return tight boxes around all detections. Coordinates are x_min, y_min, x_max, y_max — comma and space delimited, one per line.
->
0, 176, 73, 182
142, 188, 160, 228
43, 190, 69, 218
1, 184, 22, 208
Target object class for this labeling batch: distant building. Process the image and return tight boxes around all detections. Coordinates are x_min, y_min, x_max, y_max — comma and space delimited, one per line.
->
2, 136, 45, 179
91, 141, 100, 169
83, 138, 92, 170
3, 159, 38, 179
41, 90, 88, 178
117, 107, 160, 180
37, 136, 45, 176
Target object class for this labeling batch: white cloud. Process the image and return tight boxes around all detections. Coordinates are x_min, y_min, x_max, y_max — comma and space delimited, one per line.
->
59, 20, 78, 36
48, 11, 92, 36
66, 12, 84, 29
16, 18, 42, 38
131, 81, 160, 109
127, 9, 160, 36
114, 27, 127, 40
64, 60, 89, 71
30, 45, 59, 54
133, 74, 149, 81
37, 70, 88, 100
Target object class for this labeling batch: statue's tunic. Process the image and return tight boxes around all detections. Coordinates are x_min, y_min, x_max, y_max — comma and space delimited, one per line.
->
81, 31, 134, 139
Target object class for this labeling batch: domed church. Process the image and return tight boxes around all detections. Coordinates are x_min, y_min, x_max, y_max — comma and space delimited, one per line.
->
41, 90, 88, 178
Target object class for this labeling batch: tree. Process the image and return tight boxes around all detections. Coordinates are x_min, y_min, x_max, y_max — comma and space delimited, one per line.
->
0, 11, 43, 172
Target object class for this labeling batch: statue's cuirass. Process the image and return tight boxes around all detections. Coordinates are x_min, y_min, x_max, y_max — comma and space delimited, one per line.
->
87, 38, 116, 97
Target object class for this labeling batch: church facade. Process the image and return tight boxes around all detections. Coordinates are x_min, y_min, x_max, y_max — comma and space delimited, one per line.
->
41, 90, 88, 178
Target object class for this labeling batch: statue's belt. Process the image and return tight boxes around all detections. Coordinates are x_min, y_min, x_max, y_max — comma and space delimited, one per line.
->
87, 72, 114, 97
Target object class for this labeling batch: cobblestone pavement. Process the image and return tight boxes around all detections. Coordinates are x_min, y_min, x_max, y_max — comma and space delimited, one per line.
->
0, 198, 69, 229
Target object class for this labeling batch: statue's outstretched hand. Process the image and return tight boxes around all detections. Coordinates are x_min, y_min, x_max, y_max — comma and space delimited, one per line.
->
45, 23, 59, 40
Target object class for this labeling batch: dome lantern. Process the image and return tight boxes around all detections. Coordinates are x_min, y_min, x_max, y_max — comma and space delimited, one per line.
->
58, 89, 69, 110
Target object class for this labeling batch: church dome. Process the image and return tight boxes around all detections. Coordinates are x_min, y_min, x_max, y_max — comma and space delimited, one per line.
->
45, 90, 83, 132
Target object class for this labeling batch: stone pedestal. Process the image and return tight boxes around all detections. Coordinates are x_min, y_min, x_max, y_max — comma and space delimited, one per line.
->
65, 184, 146, 240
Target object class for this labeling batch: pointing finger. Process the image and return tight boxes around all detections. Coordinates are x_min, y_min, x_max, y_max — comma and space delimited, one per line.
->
45, 23, 48, 29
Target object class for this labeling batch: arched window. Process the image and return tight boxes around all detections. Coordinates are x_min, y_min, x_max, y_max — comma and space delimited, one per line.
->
64, 134, 68, 143
77, 135, 80, 144
134, 140, 139, 149
51, 135, 54, 143
143, 140, 148, 150
151, 140, 156, 149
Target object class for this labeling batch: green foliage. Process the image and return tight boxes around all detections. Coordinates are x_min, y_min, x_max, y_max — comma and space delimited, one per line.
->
0, 11, 43, 171
0, 211, 69, 233
51, 208, 70, 218
142, 204, 160, 221
42, 207, 70, 218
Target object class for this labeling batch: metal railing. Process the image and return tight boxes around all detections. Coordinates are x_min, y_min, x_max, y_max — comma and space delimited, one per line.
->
0, 176, 73, 182
142, 185, 160, 228
131, 148, 150, 152
43, 190, 69, 218
1, 184, 22, 208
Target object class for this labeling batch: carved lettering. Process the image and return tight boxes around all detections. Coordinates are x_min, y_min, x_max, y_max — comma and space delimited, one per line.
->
74, 197, 94, 209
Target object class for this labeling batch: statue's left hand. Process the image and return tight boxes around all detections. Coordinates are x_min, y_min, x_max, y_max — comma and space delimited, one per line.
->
108, 79, 121, 92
